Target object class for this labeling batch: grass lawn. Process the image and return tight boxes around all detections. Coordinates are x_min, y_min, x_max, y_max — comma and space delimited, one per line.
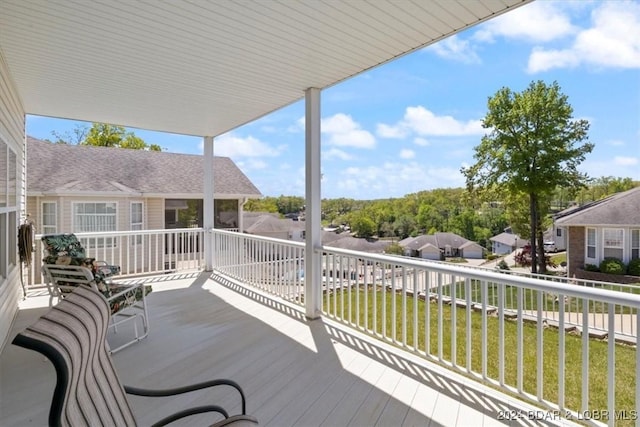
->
550, 252, 567, 265
439, 280, 640, 315
325, 288, 636, 424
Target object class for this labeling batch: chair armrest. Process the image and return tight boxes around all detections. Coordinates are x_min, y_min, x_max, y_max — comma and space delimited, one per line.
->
107, 282, 145, 301
124, 379, 250, 427
124, 379, 247, 414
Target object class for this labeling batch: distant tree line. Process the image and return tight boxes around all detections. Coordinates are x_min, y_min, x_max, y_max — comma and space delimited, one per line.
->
245, 177, 637, 250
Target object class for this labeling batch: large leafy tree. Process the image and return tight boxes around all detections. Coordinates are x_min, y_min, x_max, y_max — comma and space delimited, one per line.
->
51, 123, 162, 151
462, 80, 593, 273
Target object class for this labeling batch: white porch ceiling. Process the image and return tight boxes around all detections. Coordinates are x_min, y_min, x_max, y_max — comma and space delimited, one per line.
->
0, 0, 531, 138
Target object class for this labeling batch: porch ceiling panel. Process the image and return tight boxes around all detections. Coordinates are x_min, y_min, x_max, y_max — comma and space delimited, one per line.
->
0, 0, 530, 138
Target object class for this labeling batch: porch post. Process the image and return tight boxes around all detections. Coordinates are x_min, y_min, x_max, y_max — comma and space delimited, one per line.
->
304, 87, 322, 319
203, 136, 214, 271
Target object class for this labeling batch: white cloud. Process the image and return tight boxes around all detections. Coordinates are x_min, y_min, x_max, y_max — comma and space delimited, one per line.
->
475, 1, 576, 43
581, 158, 640, 182
378, 106, 483, 139
332, 162, 466, 198
427, 35, 481, 64
213, 133, 284, 158
236, 159, 268, 170
287, 116, 305, 133
322, 113, 376, 149
399, 149, 415, 159
377, 123, 408, 139
528, 1, 640, 72
324, 148, 353, 161
608, 140, 625, 147
614, 156, 638, 166
413, 137, 430, 146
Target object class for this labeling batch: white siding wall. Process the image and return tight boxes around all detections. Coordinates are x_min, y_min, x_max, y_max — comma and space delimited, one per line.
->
0, 50, 26, 350
27, 196, 163, 280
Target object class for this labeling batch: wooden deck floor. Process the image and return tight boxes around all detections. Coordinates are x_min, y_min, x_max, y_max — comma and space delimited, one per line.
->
1, 272, 578, 427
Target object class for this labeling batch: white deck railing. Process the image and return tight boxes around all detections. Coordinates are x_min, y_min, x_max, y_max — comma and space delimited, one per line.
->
26, 228, 640, 424
29, 228, 205, 286
211, 229, 640, 426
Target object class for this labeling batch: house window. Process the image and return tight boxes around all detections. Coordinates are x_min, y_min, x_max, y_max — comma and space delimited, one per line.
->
602, 228, 623, 260
131, 202, 143, 245
556, 228, 562, 237
73, 202, 117, 248
632, 229, 639, 260
42, 202, 57, 235
1, 139, 19, 281
586, 228, 596, 259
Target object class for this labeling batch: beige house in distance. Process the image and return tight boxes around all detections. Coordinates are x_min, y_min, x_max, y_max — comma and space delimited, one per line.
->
26, 137, 261, 280
27, 136, 261, 234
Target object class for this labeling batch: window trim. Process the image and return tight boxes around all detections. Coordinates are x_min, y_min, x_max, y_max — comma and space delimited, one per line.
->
41, 201, 58, 235
602, 227, 624, 260
0, 138, 19, 281
71, 201, 118, 248
631, 229, 639, 261
130, 201, 144, 245
586, 227, 596, 260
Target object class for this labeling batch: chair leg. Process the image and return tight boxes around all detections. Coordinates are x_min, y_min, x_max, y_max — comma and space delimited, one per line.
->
108, 293, 150, 353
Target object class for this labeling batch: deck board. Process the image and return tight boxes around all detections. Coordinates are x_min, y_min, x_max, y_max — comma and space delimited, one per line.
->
1, 272, 581, 427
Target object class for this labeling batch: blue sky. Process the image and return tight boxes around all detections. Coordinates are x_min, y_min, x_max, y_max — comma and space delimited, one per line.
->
27, 0, 640, 200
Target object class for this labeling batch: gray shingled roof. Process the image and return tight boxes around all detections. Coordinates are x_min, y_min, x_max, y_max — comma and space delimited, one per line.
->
490, 232, 525, 246
324, 236, 391, 254
245, 215, 301, 234
555, 186, 640, 226
27, 136, 261, 197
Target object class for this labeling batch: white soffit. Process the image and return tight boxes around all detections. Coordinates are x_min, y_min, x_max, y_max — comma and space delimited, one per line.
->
0, 0, 531, 137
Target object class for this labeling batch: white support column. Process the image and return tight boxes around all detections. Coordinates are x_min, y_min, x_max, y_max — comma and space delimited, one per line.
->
238, 198, 246, 233
203, 136, 214, 271
304, 87, 322, 319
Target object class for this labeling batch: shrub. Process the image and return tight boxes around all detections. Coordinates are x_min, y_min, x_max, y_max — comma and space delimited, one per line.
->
584, 263, 599, 272
627, 258, 640, 277
599, 258, 625, 275
486, 254, 499, 261
497, 260, 510, 270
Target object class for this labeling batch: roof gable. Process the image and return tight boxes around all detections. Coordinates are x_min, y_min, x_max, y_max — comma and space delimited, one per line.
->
555, 187, 640, 226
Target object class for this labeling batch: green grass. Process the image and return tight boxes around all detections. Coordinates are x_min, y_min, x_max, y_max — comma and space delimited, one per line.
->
439, 281, 640, 315
325, 288, 636, 425
550, 253, 567, 265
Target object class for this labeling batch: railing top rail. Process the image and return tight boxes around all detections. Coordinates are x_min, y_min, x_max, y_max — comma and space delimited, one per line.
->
34, 228, 205, 239
212, 228, 306, 247
321, 245, 640, 308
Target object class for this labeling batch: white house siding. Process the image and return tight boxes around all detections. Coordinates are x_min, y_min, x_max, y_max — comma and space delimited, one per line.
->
586, 226, 639, 267
0, 50, 26, 351
27, 196, 164, 283
492, 242, 513, 255
148, 198, 164, 229
553, 225, 567, 251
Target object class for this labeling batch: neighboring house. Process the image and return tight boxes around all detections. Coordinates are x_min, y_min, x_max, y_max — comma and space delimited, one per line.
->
399, 232, 485, 260
489, 232, 526, 255
244, 214, 305, 241
28, 136, 261, 234
324, 235, 390, 254
27, 137, 261, 280
554, 186, 640, 277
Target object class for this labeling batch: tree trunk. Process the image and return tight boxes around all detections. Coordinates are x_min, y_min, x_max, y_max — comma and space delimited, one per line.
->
529, 193, 537, 274
536, 220, 547, 274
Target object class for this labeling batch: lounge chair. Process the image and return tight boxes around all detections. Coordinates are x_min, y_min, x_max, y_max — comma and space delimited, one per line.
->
42, 263, 150, 353
12, 285, 258, 426
41, 233, 121, 283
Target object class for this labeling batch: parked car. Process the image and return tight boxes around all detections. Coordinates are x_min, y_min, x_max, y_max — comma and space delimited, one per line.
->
543, 241, 558, 253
